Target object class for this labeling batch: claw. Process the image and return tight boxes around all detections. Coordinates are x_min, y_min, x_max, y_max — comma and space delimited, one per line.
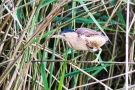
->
90, 48, 102, 65
91, 59, 100, 65
69, 59, 78, 65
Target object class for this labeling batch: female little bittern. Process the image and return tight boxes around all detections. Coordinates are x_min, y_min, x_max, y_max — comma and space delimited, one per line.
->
52, 27, 109, 63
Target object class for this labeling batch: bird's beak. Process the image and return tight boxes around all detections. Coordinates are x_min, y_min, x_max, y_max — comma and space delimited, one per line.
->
51, 35, 64, 38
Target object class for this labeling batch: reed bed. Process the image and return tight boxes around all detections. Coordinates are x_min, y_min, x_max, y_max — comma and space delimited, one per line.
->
0, 0, 135, 90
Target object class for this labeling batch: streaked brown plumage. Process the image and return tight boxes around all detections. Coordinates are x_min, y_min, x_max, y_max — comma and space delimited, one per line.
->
76, 28, 108, 50
52, 28, 109, 63
76, 28, 102, 37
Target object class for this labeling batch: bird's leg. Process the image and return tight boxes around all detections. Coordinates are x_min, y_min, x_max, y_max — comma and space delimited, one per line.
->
86, 41, 101, 64
91, 48, 102, 64
69, 54, 84, 66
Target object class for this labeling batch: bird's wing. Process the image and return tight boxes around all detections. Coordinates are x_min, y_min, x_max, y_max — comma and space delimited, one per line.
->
76, 28, 108, 49
76, 28, 102, 37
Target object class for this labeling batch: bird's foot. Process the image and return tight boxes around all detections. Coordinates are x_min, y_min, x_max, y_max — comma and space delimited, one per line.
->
91, 59, 100, 65
69, 59, 78, 66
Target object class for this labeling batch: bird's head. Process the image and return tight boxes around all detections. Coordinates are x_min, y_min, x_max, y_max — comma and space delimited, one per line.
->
51, 29, 75, 39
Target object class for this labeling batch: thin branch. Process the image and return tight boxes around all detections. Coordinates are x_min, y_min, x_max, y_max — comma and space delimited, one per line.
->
68, 62, 113, 90
69, 70, 135, 90
31, 60, 135, 65
126, 0, 130, 90
0, 0, 37, 19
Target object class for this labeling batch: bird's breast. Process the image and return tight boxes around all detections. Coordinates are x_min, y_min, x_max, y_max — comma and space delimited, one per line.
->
66, 38, 89, 51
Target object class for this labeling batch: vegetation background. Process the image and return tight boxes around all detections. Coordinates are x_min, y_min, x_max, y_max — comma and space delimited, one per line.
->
0, 0, 135, 90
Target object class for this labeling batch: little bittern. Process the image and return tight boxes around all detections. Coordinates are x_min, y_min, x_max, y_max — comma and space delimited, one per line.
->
52, 27, 109, 63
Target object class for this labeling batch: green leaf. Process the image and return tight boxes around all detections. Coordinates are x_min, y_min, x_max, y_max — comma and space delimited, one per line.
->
58, 62, 67, 90
49, 38, 56, 89
4, 4, 22, 30
63, 64, 110, 78
39, 0, 56, 10
110, 0, 126, 25
53, 17, 120, 25
40, 63, 49, 90
78, 0, 108, 37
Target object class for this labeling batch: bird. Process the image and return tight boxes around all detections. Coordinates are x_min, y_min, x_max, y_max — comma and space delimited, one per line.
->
52, 27, 109, 64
